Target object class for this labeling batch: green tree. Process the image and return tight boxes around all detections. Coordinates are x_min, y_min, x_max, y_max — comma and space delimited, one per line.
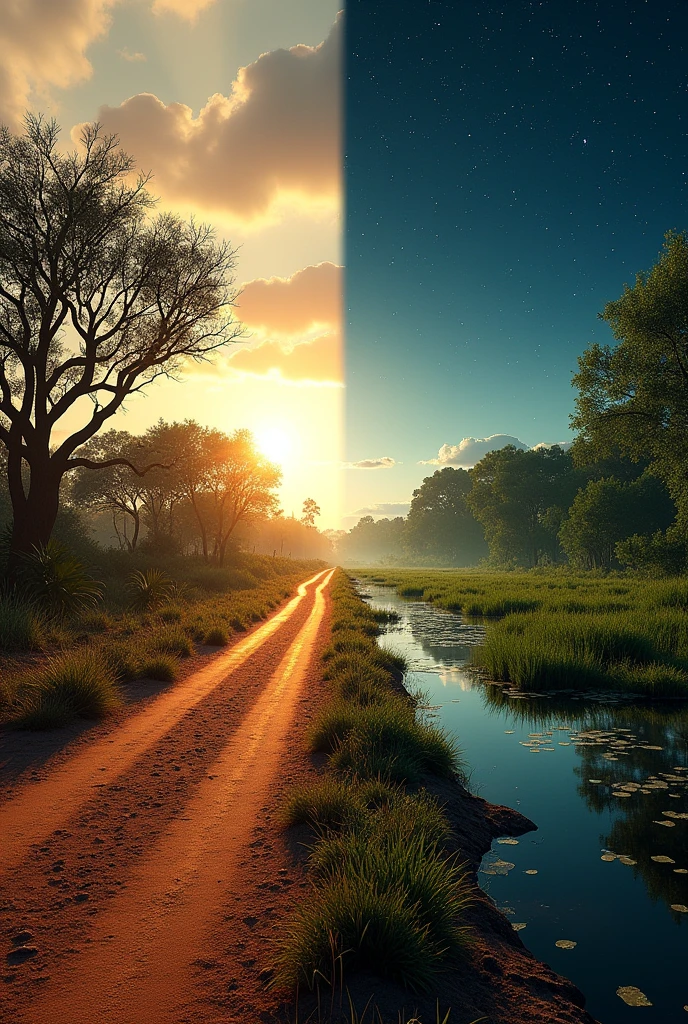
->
559, 474, 674, 569
301, 497, 321, 528
337, 516, 405, 564
572, 230, 688, 529
404, 467, 487, 565
468, 446, 579, 566
0, 116, 241, 569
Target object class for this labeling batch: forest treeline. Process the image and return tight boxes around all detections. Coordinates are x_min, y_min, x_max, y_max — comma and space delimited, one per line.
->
339, 229, 688, 572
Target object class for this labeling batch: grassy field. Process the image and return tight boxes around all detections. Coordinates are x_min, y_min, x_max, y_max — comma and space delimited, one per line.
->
0, 550, 324, 729
276, 570, 474, 995
355, 569, 688, 698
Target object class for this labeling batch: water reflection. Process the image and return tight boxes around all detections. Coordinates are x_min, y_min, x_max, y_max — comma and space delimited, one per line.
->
357, 580, 688, 1024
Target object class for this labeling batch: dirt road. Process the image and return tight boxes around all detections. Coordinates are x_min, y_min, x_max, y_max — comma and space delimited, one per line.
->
0, 567, 334, 1024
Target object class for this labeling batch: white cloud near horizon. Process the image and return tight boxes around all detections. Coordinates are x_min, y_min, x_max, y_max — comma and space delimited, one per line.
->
347, 457, 396, 470
74, 14, 342, 223
421, 435, 572, 468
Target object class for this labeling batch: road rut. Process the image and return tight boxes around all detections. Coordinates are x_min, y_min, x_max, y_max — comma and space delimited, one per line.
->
0, 567, 334, 1023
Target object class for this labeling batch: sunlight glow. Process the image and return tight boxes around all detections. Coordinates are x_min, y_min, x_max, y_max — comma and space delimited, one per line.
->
255, 425, 295, 465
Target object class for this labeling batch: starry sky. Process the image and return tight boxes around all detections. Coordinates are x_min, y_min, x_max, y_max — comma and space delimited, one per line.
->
344, 0, 688, 522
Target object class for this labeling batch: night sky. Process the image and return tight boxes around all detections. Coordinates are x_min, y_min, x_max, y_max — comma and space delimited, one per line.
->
344, 0, 688, 516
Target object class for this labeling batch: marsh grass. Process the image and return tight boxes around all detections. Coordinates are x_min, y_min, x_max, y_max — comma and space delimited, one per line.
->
277, 571, 471, 996
356, 569, 688, 697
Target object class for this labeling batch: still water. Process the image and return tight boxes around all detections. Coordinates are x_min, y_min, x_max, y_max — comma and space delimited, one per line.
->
358, 581, 688, 1024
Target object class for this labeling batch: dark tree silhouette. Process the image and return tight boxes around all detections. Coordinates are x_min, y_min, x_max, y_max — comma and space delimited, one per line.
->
0, 115, 242, 568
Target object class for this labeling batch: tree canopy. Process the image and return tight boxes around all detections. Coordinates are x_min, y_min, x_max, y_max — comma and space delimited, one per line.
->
0, 116, 242, 565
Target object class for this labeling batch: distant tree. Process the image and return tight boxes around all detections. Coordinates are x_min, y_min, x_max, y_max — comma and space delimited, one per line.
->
337, 516, 405, 564
301, 497, 321, 528
468, 445, 580, 566
559, 473, 675, 569
404, 467, 487, 565
71, 431, 147, 551
0, 116, 242, 570
572, 230, 688, 530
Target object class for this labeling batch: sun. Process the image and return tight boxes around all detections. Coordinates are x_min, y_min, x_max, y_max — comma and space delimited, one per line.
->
255, 425, 294, 465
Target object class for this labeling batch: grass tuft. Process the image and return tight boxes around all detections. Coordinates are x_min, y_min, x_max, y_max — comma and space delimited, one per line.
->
13, 650, 122, 729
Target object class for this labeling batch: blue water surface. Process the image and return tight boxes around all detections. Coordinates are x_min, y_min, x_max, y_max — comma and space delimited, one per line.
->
358, 581, 688, 1024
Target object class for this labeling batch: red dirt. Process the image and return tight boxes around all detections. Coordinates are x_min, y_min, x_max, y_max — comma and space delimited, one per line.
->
0, 568, 600, 1024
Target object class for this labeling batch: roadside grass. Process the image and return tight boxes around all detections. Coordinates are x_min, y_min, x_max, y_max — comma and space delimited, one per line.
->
0, 553, 324, 729
355, 569, 688, 698
276, 571, 473, 996
11, 650, 122, 729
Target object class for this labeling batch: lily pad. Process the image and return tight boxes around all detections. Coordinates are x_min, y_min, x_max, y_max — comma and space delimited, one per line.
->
670, 904, 688, 913
524, 869, 538, 875
617, 986, 652, 1007
504, 730, 515, 734
497, 838, 519, 845
618, 856, 637, 866
589, 779, 602, 784
674, 868, 688, 874
555, 940, 577, 949
601, 854, 617, 862
512, 922, 527, 931
481, 858, 515, 876
651, 855, 675, 864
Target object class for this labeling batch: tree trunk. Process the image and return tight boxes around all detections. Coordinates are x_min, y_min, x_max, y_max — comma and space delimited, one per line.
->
7, 461, 61, 579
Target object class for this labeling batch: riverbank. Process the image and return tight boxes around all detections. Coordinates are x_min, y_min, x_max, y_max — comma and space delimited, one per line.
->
355, 569, 688, 698
279, 571, 599, 1024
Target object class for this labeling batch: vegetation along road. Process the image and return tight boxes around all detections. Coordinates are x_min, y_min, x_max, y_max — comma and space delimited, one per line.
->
0, 568, 334, 1024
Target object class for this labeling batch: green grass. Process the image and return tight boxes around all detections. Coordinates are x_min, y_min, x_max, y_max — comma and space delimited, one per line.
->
356, 569, 688, 698
276, 571, 471, 996
12, 650, 123, 728
0, 553, 324, 727
0, 598, 45, 651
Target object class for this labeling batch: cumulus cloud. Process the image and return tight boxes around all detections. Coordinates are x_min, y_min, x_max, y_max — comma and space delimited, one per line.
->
532, 440, 573, 452
346, 457, 396, 470
422, 435, 574, 468
422, 435, 529, 468
151, 0, 217, 20
0, 0, 114, 127
77, 13, 342, 221
228, 331, 341, 383
238, 263, 340, 336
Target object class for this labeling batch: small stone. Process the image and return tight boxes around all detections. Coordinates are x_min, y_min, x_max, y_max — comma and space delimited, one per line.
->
6, 946, 38, 965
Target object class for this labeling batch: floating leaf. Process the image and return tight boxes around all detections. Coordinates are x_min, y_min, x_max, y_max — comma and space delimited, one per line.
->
617, 987, 652, 1007
497, 838, 519, 845
558, 741, 571, 746
589, 779, 602, 784
555, 940, 577, 949
504, 730, 515, 734
671, 904, 688, 913
651, 856, 675, 864
654, 820, 676, 828
512, 922, 527, 931
618, 856, 637, 866
481, 858, 515, 876
524, 869, 538, 875
674, 868, 688, 874
601, 854, 617, 862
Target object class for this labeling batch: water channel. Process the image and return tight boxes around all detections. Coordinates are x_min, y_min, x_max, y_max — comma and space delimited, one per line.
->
357, 580, 688, 1024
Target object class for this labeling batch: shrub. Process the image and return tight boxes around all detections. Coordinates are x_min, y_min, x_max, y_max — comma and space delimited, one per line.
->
0, 598, 45, 651
14, 650, 122, 728
204, 626, 228, 646
20, 541, 103, 615
280, 778, 365, 832
138, 655, 179, 682
151, 626, 193, 658
127, 568, 175, 610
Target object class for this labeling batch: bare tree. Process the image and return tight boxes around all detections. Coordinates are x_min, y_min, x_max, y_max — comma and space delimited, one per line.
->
0, 115, 242, 569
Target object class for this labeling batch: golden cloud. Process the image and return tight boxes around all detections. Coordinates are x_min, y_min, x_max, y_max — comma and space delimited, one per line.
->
76, 13, 342, 222
229, 331, 341, 384
151, 0, 217, 20
238, 262, 341, 336
0, 0, 114, 127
